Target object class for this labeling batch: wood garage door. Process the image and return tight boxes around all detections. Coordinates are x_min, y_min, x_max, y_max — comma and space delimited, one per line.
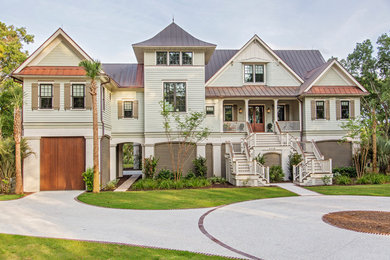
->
40, 137, 85, 190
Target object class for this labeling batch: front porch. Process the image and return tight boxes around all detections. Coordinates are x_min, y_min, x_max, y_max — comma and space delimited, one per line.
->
221, 98, 302, 133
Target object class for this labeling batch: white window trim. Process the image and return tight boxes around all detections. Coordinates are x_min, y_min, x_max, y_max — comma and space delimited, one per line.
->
122, 99, 135, 119
70, 83, 86, 111
38, 82, 54, 110
340, 99, 351, 120
243, 63, 266, 85
161, 81, 188, 113
314, 99, 326, 120
156, 51, 193, 66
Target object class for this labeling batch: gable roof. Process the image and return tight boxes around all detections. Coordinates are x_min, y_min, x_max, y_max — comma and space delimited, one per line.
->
206, 35, 305, 86
133, 22, 216, 47
205, 49, 238, 82
13, 28, 92, 75
102, 64, 143, 88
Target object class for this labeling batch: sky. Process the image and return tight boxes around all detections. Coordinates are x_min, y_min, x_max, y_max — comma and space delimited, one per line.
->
1, 0, 389, 63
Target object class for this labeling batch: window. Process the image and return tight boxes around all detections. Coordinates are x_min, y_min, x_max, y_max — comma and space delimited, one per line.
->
224, 105, 233, 121
316, 101, 325, 119
169, 52, 180, 65
163, 82, 186, 112
39, 84, 53, 109
123, 101, 133, 118
206, 106, 214, 115
278, 105, 285, 121
341, 101, 350, 119
72, 84, 85, 109
244, 64, 264, 83
182, 52, 193, 65
156, 52, 167, 65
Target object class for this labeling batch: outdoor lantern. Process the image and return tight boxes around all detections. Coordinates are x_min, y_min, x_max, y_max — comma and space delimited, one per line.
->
239, 107, 243, 113
267, 107, 271, 113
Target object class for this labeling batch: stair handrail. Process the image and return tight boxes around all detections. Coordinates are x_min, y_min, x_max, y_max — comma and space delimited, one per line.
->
255, 161, 270, 184
245, 121, 256, 149
311, 139, 324, 160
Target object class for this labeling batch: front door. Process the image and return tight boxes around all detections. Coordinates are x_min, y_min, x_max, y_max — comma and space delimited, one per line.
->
249, 105, 265, 132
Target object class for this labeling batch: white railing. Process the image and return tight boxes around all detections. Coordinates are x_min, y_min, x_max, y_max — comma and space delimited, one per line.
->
311, 139, 325, 160
255, 162, 270, 183
277, 121, 300, 132
223, 121, 247, 132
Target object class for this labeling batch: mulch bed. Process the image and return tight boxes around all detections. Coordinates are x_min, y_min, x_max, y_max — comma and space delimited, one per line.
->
323, 211, 390, 235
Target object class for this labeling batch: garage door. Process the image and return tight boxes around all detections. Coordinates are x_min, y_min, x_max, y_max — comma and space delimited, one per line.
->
40, 137, 85, 190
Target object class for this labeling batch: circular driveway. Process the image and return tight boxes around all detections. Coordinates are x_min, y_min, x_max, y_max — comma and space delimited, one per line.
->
202, 195, 390, 260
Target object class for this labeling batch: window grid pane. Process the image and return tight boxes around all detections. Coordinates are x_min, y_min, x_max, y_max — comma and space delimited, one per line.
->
124, 101, 133, 118
182, 52, 193, 65
156, 52, 167, 65
255, 65, 264, 82
169, 52, 180, 65
341, 101, 350, 119
316, 101, 325, 119
72, 84, 85, 97
244, 65, 253, 82
206, 106, 214, 115
40, 84, 52, 97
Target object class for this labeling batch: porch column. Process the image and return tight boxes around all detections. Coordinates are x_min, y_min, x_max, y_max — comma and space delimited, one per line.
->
118, 143, 123, 178
274, 99, 279, 122
144, 144, 155, 158
244, 99, 249, 123
298, 100, 302, 131
220, 99, 224, 132
212, 143, 222, 177
197, 143, 206, 158
110, 144, 117, 181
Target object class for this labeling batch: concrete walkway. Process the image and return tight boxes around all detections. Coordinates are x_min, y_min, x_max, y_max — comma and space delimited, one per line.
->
114, 173, 141, 192
275, 182, 321, 196
0, 191, 389, 259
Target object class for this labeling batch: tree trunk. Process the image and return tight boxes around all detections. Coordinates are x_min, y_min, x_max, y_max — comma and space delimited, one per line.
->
14, 106, 23, 194
91, 80, 100, 193
372, 108, 377, 173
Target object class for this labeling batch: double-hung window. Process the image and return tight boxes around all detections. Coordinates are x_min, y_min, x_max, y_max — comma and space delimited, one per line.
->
341, 101, 350, 119
244, 64, 265, 83
163, 82, 186, 112
123, 101, 133, 118
72, 84, 85, 109
316, 101, 325, 119
39, 84, 53, 109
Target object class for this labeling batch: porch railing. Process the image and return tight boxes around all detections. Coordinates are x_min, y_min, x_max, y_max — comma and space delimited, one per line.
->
277, 121, 300, 132
223, 121, 247, 132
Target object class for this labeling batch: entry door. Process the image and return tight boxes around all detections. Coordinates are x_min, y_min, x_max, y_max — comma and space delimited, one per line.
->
249, 105, 265, 132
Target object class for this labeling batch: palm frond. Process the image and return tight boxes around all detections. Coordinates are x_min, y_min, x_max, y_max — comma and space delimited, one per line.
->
78, 59, 102, 80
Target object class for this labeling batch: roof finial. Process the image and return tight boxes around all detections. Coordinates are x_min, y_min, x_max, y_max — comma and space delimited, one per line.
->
172, 15, 174, 23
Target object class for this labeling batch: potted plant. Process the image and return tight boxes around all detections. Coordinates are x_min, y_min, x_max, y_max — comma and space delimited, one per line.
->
267, 123, 273, 132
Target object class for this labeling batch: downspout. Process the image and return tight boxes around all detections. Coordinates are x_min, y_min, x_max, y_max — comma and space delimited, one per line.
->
297, 96, 304, 142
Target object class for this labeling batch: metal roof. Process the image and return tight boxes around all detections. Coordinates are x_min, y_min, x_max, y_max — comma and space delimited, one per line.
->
14, 66, 86, 76
132, 22, 216, 47
206, 85, 299, 98
205, 49, 238, 82
102, 64, 143, 88
304, 86, 367, 96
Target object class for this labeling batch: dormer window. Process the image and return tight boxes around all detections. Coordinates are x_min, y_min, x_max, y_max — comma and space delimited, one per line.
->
244, 64, 264, 83
156, 51, 193, 65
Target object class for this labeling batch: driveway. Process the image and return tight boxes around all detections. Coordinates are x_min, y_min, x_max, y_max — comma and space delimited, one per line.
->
0, 191, 389, 259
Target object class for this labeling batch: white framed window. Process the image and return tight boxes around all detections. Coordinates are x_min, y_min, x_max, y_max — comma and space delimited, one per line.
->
39, 84, 53, 109
163, 82, 186, 112
244, 64, 265, 83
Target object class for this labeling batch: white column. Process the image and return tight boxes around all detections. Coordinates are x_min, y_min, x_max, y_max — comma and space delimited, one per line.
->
118, 143, 123, 178
212, 143, 222, 177
144, 144, 155, 158
220, 99, 224, 132
244, 99, 249, 123
85, 136, 94, 170
298, 100, 302, 131
110, 144, 117, 181
274, 99, 278, 123
23, 138, 40, 192
197, 143, 206, 158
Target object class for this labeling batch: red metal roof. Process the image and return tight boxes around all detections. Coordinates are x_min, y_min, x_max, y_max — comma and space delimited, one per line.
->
15, 66, 86, 76
206, 85, 299, 98
305, 86, 366, 95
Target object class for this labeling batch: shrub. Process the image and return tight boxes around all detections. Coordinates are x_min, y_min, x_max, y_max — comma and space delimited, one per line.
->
82, 168, 94, 192
143, 156, 159, 179
255, 153, 265, 165
209, 177, 227, 184
132, 179, 159, 190
322, 175, 332, 185
102, 179, 119, 191
193, 156, 207, 178
269, 165, 284, 183
131, 177, 212, 190
334, 175, 352, 185
356, 173, 390, 185
288, 153, 303, 180
158, 180, 174, 190
333, 167, 357, 178
185, 170, 196, 179
156, 169, 173, 180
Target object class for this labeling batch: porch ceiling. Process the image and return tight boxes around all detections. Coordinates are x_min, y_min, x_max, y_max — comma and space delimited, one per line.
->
205, 85, 299, 98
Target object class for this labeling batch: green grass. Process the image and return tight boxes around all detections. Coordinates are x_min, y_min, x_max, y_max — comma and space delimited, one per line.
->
0, 233, 228, 259
306, 183, 390, 196
0, 194, 24, 201
78, 187, 296, 210
123, 163, 134, 169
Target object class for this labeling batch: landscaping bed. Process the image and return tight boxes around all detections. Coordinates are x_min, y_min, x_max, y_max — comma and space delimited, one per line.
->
78, 187, 297, 210
323, 211, 390, 235
0, 233, 229, 259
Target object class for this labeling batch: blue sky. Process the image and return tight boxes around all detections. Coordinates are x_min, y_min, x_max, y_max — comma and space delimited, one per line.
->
1, 0, 389, 63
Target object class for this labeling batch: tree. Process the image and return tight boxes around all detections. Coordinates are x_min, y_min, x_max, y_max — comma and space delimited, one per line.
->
79, 59, 101, 193
0, 22, 34, 84
9, 82, 23, 194
160, 101, 210, 180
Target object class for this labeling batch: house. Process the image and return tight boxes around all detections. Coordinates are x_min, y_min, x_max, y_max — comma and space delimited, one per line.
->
12, 23, 367, 192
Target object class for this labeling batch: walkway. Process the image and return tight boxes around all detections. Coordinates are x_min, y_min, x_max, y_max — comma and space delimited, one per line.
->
275, 182, 321, 196
114, 173, 141, 192
0, 191, 389, 259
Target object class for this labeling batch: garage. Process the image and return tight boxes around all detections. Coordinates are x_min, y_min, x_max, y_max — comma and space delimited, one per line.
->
40, 137, 85, 190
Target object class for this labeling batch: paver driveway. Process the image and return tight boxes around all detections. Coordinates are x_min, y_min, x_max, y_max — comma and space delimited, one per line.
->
0, 191, 390, 260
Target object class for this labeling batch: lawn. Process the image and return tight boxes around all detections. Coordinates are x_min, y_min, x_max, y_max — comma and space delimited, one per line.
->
306, 183, 390, 196
78, 187, 296, 210
0, 233, 228, 259
0, 194, 24, 201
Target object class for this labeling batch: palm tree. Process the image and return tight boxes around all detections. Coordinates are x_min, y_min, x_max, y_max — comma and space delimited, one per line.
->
10, 82, 23, 194
79, 59, 101, 193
